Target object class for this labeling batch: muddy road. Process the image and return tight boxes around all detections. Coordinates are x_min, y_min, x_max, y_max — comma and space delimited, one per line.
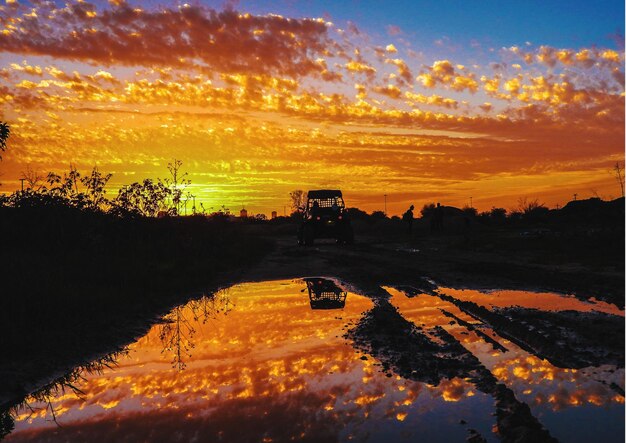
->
2, 236, 624, 442
243, 235, 624, 307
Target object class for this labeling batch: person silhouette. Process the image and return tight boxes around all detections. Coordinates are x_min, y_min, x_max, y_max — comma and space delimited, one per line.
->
311, 200, 320, 218
402, 204, 414, 235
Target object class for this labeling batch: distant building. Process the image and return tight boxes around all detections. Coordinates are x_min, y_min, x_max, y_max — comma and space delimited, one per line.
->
271, 211, 277, 219
239, 208, 248, 218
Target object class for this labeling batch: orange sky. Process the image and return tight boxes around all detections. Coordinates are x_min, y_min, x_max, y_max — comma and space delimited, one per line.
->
0, 1, 624, 215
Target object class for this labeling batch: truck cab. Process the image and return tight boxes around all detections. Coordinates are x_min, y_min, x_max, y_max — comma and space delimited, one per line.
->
297, 190, 354, 245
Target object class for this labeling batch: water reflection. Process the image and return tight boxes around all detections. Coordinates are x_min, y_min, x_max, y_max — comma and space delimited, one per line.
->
304, 277, 347, 310
346, 297, 557, 441
1, 350, 128, 440
158, 292, 233, 369
438, 287, 623, 316
388, 288, 624, 407
3, 280, 624, 442
387, 286, 625, 442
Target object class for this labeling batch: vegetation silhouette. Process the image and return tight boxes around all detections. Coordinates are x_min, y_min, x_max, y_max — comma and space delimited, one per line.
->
1, 349, 128, 439
159, 291, 234, 370
0, 288, 235, 435
0, 126, 273, 417
0, 122, 8, 160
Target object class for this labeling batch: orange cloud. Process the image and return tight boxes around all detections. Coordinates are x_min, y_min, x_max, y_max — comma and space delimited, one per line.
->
345, 60, 377, 77
374, 84, 402, 99
479, 102, 492, 112
9, 62, 43, 76
404, 91, 458, 109
0, 3, 334, 79
509, 45, 624, 70
417, 60, 478, 93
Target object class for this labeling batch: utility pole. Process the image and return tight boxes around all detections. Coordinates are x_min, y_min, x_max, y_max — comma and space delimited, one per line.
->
470, 196, 473, 208
384, 194, 387, 216
19, 178, 25, 191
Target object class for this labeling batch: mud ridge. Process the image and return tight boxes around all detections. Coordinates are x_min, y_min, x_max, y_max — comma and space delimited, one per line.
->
345, 296, 557, 442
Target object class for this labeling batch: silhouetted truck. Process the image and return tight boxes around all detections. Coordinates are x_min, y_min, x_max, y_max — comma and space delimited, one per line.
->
297, 190, 354, 245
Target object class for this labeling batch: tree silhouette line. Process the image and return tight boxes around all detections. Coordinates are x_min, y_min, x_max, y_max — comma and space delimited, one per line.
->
2, 161, 199, 218
0, 122, 207, 217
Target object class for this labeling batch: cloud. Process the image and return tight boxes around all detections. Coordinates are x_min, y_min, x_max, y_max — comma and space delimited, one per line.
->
345, 60, 377, 77
405, 91, 458, 109
9, 62, 43, 76
0, 2, 334, 79
417, 60, 478, 93
504, 77, 522, 95
385, 44, 398, 53
374, 84, 402, 99
507, 45, 624, 70
385, 58, 413, 85
481, 74, 500, 94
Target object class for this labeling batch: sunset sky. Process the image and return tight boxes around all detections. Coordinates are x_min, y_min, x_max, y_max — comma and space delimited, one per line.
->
0, 0, 624, 215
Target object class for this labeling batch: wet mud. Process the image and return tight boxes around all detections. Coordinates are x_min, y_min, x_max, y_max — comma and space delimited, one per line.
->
432, 291, 624, 369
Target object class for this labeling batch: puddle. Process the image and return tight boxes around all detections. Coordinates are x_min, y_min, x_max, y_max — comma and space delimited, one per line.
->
387, 288, 625, 442
437, 287, 623, 316
3, 279, 624, 442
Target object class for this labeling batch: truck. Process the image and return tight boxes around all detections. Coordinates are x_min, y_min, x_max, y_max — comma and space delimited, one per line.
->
297, 190, 354, 246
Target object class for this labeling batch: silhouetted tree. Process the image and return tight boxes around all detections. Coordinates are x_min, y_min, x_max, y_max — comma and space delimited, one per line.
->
290, 189, 306, 213
483, 207, 507, 224
517, 197, 546, 215
0, 122, 9, 160
5, 349, 127, 431
159, 293, 233, 370
21, 166, 44, 191
461, 205, 477, 217
370, 210, 387, 219
345, 207, 368, 220
80, 166, 112, 210
0, 410, 13, 440
112, 179, 172, 217
163, 159, 191, 215
420, 203, 436, 218
46, 165, 81, 198
0, 122, 9, 189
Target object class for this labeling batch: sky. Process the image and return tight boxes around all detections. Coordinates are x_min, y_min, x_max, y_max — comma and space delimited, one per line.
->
0, 0, 624, 215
